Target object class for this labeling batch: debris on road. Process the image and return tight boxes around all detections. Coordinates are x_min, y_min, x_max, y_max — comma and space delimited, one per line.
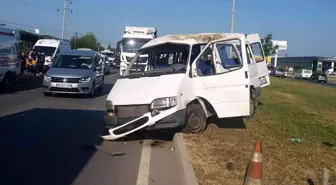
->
170, 146, 175, 152
150, 140, 164, 148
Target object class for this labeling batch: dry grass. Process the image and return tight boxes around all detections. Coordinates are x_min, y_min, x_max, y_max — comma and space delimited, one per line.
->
184, 77, 336, 185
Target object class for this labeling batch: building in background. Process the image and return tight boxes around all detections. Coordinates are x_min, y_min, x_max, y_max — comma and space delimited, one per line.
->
270, 56, 336, 73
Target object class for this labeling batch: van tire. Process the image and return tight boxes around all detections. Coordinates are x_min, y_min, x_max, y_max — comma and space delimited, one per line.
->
183, 103, 207, 133
1, 72, 11, 88
247, 89, 257, 119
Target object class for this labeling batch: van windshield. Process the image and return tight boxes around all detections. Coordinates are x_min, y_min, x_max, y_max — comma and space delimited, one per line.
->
52, 55, 93, 69
33, 46, 56, 57
123, 43, 190, 78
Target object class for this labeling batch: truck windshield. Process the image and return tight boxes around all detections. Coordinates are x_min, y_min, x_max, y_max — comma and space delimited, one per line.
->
102, 52, 114, 57
121, 38, 151, 53
123, 43, 190, 78
33, 46, 56, 57
52, 55, 93, 69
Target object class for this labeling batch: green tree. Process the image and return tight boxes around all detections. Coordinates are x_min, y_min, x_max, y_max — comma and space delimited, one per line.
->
262, 34, 279, 57
107, 44, 112, 50
71, 32, 102, 51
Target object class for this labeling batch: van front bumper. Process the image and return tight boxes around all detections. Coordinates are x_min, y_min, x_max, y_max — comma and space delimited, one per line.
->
104, 109, 186, 130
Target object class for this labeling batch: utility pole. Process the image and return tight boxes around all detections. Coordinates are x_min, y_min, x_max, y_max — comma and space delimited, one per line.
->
58, 0, 72, 40
230, 0, 235, 33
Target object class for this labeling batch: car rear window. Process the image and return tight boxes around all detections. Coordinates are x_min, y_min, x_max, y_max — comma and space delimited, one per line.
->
277, 69, 285, 72
303, 70, 312, 74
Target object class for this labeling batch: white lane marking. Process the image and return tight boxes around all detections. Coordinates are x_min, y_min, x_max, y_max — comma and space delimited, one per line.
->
136, 139, 152, 185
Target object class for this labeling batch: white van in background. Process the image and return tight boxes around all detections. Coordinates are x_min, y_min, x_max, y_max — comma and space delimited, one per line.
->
31, 39, 71, 66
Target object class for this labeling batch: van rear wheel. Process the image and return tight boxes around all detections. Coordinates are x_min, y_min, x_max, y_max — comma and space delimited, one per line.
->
183, 104, 207, 133
247, 89, 257, 119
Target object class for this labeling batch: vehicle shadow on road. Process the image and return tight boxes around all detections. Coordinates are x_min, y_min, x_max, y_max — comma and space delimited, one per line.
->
0, 76, 42, 95
0, 108, 107, 185
207, 116, 246, 129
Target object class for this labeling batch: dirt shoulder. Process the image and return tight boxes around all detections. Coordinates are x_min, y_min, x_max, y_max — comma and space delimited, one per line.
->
184, 77, 336, 185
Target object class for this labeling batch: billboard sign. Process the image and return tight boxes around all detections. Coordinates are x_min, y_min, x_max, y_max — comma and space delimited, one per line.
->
272, 40, 287, 50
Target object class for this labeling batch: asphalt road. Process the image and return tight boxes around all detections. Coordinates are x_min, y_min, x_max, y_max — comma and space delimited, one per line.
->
285, 76, 336, 88
0, 70, 183, 185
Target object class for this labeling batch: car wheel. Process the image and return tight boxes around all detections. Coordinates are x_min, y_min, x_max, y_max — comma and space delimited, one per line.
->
98, 78, 104, 93
183, 103, 207, 133
43, 92, 52, 96
90, 81, 96, 98
321, 81, 326, 84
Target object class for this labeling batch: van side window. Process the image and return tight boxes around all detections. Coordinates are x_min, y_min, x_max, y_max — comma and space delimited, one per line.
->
216, 43, 242, 69
196, 44, 215, 76
250, 43, 264, 63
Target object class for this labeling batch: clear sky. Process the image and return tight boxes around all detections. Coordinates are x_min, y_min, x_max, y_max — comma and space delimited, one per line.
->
1, 0, 335, 56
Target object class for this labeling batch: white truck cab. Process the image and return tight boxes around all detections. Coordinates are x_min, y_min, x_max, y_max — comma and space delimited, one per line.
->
0, 28, 21, 87
102, 33, 269, 140
119, 26, 157, 75
31, 39, 71, 66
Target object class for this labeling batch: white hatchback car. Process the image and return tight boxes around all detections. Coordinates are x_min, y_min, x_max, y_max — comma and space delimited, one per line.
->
295, 69, 312, 79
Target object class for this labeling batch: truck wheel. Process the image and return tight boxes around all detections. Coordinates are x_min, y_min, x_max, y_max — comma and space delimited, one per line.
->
1, 72, 11, 88
89, 81, 96, 98
183, 104, 207, 133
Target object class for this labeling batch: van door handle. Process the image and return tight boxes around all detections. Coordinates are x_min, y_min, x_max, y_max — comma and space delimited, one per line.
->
245, 71, 248, 78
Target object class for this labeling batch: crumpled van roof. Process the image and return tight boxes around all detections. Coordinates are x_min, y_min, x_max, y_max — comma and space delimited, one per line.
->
141, 33, 245, 49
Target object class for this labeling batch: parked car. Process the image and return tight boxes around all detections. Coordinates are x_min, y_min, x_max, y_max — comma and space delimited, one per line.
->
295, 69, 312, 79
100, 54, 110, 74
310, 72, 328, 84
272, 68, 287, 78
42, 50, 104, 97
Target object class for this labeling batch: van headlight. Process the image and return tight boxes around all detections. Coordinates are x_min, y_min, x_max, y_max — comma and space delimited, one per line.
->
105, 100, 114, 116
79, 76, 90, 83
151, 97, 177, 109
44, 75, 51, 82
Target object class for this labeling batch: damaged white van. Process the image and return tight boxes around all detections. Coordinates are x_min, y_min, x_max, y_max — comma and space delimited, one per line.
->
102, 33, 269, 140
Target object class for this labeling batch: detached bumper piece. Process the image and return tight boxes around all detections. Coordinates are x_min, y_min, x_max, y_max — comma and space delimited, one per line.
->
101, 106, 179, 140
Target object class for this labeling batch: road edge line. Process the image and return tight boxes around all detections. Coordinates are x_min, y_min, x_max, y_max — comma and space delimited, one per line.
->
173, 133, 199, 185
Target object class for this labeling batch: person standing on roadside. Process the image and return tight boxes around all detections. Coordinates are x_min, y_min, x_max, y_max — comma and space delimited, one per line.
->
18, 52, 27, 75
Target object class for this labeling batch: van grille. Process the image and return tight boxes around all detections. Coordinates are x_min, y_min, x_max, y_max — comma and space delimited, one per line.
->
115, 105, 150, 118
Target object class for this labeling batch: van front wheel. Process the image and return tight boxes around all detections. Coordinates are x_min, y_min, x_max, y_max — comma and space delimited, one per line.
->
184, 104, 207, 133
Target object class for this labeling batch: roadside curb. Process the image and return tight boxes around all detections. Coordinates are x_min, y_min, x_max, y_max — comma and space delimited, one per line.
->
173, 133, 199, 185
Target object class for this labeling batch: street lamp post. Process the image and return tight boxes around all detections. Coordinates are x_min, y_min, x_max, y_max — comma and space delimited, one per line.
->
58, 0, 72, 40
230, 0, 235, 33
